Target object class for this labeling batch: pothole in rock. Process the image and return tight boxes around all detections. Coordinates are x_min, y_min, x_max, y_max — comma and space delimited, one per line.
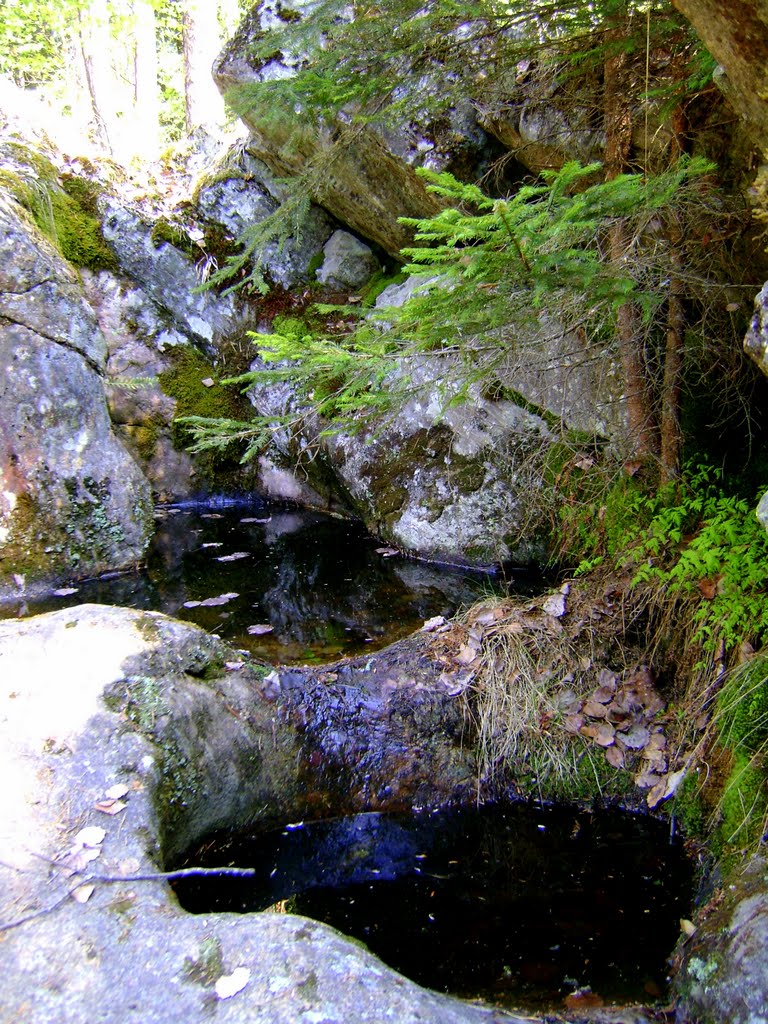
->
171, 802, 695, 1015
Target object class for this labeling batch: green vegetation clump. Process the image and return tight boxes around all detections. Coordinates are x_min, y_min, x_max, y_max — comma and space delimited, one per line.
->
0, 145, 116, 272
158, 346, 250, 448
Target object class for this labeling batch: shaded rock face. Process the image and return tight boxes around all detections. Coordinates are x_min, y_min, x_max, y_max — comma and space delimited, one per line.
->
0, 604, 518, 1024
316, 229, 380, 290
81, 270, 198, 501
101, 198, 251, 350
194, 146, 336, 289
248, 347, 552, 566
744, 280, 768, 379
675, 854, 768, 1024
0, 199, 153, 595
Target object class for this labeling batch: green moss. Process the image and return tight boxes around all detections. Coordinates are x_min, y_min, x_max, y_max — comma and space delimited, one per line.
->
360, 269, 407, 307
306, 250, 325, 279
150, 218, 199, 259
715, 751, 768, 857
158, 346, 252, 452
184, 938, 224, 986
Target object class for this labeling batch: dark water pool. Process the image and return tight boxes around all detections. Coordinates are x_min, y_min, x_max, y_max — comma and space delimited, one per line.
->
2, 499, 503, 663
172, 803, 694, 1014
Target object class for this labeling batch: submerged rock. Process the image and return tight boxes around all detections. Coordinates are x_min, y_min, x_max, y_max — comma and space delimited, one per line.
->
0, 196, 153, 595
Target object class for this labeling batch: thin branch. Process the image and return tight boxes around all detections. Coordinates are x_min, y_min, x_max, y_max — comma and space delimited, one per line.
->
0, 865, 257, 934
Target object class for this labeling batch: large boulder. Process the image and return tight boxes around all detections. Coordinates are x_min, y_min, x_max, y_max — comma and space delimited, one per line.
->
246, 276, 628, 567
213, 6, 447, 258
0, 196, 153, 596
0, 604, 521, 1024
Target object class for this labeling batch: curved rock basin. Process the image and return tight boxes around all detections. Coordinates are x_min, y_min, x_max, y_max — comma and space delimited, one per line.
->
172, 803, 694, 1015
1, 499, 505, 662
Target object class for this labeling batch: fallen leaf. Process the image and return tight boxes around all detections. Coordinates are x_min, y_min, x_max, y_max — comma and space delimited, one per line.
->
542, 593, 567, 618
216, 552, 250, 562
375, 547, 399, 557
680, 918, 697, 937
215, 967, 250, 1000
455, 644, 478, 665
105, 783, 130, 800
596, 668, 616, 688
697, 578, 718, 600
204, 593, 239, 606
635, 770, 663, 789
247, 624, 274, 635
95, 798, 127, 816
583, 700, 609, 719
200, 542, 223, 548
421, 615, 447, 633
647, 767, 687, 808
563, 713, 585, 734
71, 884, 95, 904
240, 516, 272, 524
75, 826, 106, 848
52, 587, 79, 597
201, 377, 215, 388
225, 661, 245, 671
593, 722, 616, 746
605, 745, 625, 768
622, 724, 651, 750
201, 514, 223, 520
59, 846, 101, 876
591, 683, 616, 703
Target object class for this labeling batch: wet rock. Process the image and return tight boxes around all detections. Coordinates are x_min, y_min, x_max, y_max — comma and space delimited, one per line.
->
0, 604, 522, 1024
0, 196, 153, 596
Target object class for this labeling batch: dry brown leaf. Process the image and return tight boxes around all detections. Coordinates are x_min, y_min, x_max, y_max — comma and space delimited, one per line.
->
421, 615, 447, 633
591, 684, 616, 704
563, 713, 585, 734
593, 722, 616, 747
95, 798, 127, 816
622, 724, 651, 750
582, 700, 609, 719
455, 645, 478, 666
680, 918, 697, 937
605, 745, 624, 768
635, 770, 663, 789
105, 783, 129, 800
697, 578, 718, 600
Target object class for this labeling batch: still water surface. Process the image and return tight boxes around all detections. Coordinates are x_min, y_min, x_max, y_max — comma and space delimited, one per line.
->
3, 499, 501, 663
173, 802, 694, 1014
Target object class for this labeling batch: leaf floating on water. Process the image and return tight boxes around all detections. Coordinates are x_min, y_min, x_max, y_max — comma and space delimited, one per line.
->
241, 516, 272, 524
201, 513, 223, 519
200, 542, 223, 549
375, 546, 399, 557
52, 587, 79, 597
564, 989, 604, 1010
215, 967, 250, 1000
247, 624, 274, 635
185, 592, 240, 608
216, 552, 251, 562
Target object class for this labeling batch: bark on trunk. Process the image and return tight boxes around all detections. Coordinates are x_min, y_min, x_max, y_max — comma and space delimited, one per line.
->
603, 9, 659, 461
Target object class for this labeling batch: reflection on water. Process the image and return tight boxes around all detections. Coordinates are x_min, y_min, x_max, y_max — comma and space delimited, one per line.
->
1, 499, 502, 663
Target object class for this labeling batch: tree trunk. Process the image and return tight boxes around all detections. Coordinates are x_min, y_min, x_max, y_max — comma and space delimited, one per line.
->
603, 7, 659, 461
133, 0, 160, 160
182, 0, 226, 133
660, 226, 685, 484
75, 0, 116, 154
